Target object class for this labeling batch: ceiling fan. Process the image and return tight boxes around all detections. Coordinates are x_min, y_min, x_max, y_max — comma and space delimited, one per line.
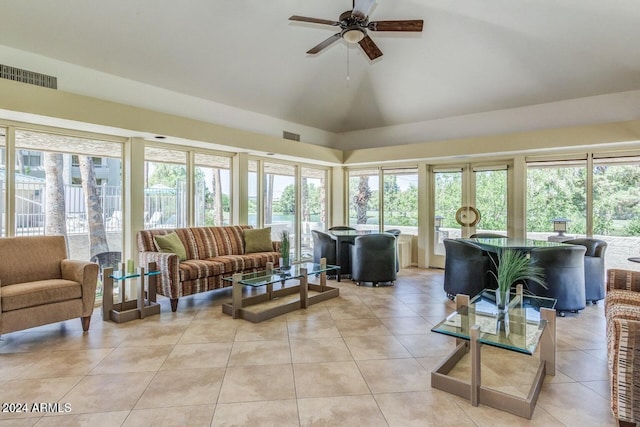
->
289, 0, 423, 60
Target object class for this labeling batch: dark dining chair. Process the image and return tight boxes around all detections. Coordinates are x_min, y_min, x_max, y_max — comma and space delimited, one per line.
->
311, 230, 337, 266
469, 233, 508, 238
528, 245, 587, 316
385, 229, 401, 272
563, 238, 607, 304
350, 233, 397, 286
443, 239, 491, 300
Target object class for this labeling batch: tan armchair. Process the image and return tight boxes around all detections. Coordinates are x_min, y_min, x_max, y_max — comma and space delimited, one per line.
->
0, 235, 99, 334
605, 269, 640, 427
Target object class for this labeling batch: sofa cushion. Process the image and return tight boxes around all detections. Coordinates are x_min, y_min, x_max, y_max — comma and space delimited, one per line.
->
154, 232, 187, 261
1, 279, 82, 312
179, 259, 226, 282
244, 227, 273, 254
0, 236, 67, 286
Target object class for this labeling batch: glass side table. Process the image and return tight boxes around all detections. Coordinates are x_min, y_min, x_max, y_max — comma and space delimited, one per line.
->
102, 262, 161, 323
221, 258, 340, 322
431, 285, 557, 419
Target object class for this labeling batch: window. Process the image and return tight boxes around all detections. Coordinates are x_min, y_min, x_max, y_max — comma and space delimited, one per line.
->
301, 167, 328, 259
144, 147, 187, 229
382, 168, 418, 235
264, 161, 296, 257
14, 129, 123, 261
248, 160, 258, 228
348, 169, 379, 231
592, 156, 640, 271
526, 159, 586, 239
474, 167, 508, 235
194, 153, 231, 226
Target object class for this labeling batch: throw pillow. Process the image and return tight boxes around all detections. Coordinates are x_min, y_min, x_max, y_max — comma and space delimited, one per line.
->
154, 232, 187, 261
244, 227, 273, 254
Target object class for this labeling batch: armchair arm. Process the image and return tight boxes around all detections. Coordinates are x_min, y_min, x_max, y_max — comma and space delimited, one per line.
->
61, 259, 99, 317
608, 315, 640, 424
138, 251, 180, 299
607, 269, 640, 292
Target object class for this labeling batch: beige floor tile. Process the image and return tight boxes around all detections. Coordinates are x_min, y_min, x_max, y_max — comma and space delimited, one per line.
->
123, 405, 214, 427
395, 333, 456, 358
0, 377, 82, 420
118, 324, 187, 347
290, 338, 353, 363
358, 358, 430, 393
297, 395, 387, 427
228, 340, 291, 366
286, 320, 340, 339
0, 418, 39, 426
35, 411, 129, 426
343, 335, 412, 360
135, 368, 225, 409
178, 323, 238, 344
89, 345, 172, 374
334, 318, 393, 337
161, 342, 232, 370
234, 320, 289, 342
293, 361, 370, 398
536, 381, 617, 426
0, 268, 619, 426
374, 390, 476, 426
62, 372, 155, 414
378, 315, 432, 335
17, 349, 113, 380
212, 400, 299, 427
557, 349, 609, 382
218, 364, 295, 403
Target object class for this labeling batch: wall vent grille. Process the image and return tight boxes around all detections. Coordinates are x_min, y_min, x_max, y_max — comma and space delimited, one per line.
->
0, 64, 57, 89
283, 131, 300, 141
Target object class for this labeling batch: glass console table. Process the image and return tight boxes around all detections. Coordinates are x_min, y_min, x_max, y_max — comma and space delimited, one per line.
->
431, 285, 557, 419
102, 262, 161, 323
221, 258, 340, 323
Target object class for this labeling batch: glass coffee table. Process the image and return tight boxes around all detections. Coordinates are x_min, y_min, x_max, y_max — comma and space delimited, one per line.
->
431, 285, 557, 419
221, 258, 340, 322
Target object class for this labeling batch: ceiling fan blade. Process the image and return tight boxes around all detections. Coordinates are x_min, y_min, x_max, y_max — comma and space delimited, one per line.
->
352, 0, 376, 19
307, 33, 342, 54
368, 20, 424, 32
358, 35, 383, 60
289, 15, 339, 26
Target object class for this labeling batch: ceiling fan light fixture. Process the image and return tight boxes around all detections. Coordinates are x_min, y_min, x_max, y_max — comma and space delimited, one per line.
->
343, 28, 365, 44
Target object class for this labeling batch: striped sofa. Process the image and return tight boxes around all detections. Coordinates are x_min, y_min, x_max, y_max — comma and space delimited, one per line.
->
605, 269, 640, 427
137, 226, 280, 312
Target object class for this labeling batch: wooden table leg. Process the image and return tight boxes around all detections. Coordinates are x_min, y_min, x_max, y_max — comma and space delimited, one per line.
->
300, 267, 308, 309
232, 273, 243, 319
102, 267, 113, 321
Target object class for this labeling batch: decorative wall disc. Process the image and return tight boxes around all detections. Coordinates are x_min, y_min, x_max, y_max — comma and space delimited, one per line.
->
455, 206, 481, 227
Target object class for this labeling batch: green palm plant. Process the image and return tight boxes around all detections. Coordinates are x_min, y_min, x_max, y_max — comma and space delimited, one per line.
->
489, 249, 546, 310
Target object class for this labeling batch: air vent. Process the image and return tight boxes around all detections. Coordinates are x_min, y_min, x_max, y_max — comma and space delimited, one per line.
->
0, 64, 57, 89
283, 131, 300, 142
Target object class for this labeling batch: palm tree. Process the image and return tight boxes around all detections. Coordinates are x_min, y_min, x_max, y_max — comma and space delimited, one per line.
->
79, 156, 109, 257
44, 152, 67, 236
211, 168, 223, 225
354, 176, 371, 224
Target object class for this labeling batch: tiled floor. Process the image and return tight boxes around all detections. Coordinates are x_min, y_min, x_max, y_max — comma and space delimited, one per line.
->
0, 268, 616, 426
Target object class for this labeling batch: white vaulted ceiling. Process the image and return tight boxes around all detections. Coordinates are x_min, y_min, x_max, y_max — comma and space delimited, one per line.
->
1, 0, 640, 150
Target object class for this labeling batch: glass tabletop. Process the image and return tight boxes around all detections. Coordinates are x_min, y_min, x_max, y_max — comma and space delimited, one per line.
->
431, 289, 557, 355
222, 262, 340, 287
463, 237, 570, 252
109, 270, 161, 281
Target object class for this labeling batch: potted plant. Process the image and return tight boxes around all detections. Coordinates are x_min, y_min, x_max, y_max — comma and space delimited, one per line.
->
279, 230, 291, 269
489, 249, 546, 313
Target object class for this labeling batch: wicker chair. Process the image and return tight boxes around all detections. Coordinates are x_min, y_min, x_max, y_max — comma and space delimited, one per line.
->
605, 269, 640, 427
